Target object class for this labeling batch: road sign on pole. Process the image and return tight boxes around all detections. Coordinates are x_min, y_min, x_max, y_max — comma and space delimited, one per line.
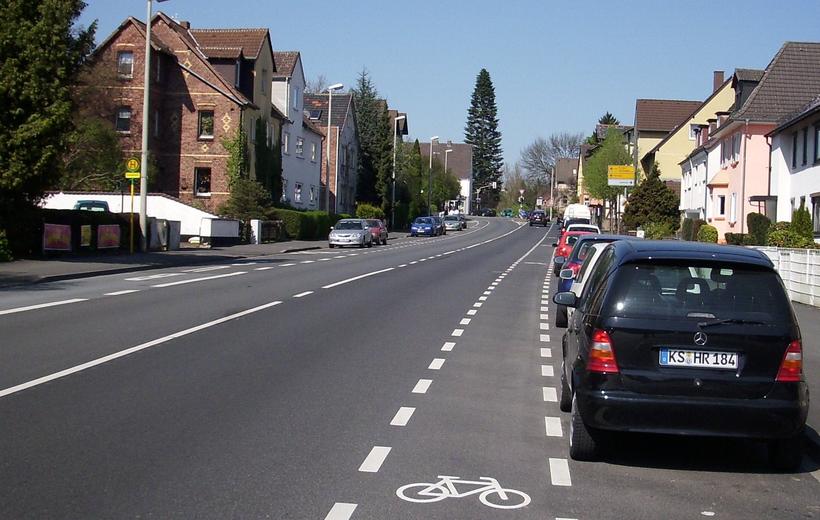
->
607, 165, 635, 187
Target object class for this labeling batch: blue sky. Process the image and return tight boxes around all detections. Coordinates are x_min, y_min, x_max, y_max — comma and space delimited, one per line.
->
79, 0, 820, 167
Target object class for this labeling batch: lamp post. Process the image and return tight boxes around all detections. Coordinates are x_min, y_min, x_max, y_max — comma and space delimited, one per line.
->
324, 83, 344, 213
391, 115, 406, 229
548, 165, 556, 220
139, 0, 170, 251
428, 136, 438, 214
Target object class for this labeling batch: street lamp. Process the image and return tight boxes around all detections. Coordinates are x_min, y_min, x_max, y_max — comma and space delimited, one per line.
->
139, 0, 170, 251
428, 136, 438, 215
391, 115, 406, 229
325, 83, 344, 213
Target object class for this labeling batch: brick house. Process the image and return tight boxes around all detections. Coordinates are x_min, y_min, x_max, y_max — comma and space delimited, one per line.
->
88, 12, 285, 212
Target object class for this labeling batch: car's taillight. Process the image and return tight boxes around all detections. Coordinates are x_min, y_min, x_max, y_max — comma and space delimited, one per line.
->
776, 340, 803, 382
587, 329, 619, 374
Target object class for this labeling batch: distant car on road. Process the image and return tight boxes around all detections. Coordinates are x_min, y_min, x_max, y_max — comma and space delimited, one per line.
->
73, 200, 110, 212
410, 217, 437, 236
443, 215, 464, 231
430, 215, 446, 235
477, 208, 496, 217
329, 219, 373, 248
529, 210, 548, 227
366, 219, 388, 245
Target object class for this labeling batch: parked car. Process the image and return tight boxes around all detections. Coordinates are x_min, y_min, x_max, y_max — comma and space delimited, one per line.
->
500, 208, 514, 217
410, 217, 437, 236
563, 203, 591, 222
553, 240, 807, 469
443, 215, 464, 231
328, 219, 373, 248
555, 234, 638, 327
529, 210, 548, 227
73, 200, 110, 212
564, 242, 610, 325
430, 215, 446, 235
366, 219, 388, 245
552, 231, 594, 275
457, 214, 468, 229
565, 223, 601, 234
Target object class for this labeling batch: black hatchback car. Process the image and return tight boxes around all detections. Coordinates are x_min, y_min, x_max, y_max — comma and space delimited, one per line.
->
554, 240, 808, 469
529, 210, 548, 226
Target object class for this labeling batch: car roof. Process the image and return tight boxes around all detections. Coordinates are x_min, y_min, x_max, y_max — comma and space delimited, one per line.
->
564, 230, 594, 236
574, 233, 636, 244
610, 239, 774, 268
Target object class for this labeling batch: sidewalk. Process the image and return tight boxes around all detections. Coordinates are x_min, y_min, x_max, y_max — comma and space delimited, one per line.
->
0, 240, 325, 288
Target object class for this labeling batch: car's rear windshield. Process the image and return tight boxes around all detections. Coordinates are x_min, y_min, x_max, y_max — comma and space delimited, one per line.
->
603, 261, 791, 323
367, 220, 380, 226
336, 221, 362, 230
569, 225, 598, 233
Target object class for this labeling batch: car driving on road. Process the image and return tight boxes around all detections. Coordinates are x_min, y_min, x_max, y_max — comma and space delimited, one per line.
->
328, 219, 373, 248
410, 217, 437, 236
554, 240, 808, 469
529, 210, 548, 227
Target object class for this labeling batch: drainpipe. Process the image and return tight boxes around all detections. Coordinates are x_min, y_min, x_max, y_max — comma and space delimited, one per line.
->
702, 152, 709, 220
740, 119, 749, 235
766, 135, 773, 218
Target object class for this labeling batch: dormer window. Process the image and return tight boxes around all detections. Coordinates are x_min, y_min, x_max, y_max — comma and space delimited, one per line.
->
308, 109, 322, 121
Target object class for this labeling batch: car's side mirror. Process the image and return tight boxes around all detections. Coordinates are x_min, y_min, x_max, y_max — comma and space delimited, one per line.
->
553, 291, 578, 307
559, 268, 575, 280
554, 256, 566, 265
330, 226, 334, 231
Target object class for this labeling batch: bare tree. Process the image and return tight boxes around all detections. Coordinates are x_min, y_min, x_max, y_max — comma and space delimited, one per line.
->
519, 132, 584, 183
304, 74, 328, 94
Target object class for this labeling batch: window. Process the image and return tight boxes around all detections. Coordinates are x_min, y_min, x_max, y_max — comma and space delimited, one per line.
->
310, 185, 316, 203
717, 195, 726, 217
792, 132, 799, 168
198, 110, 214, 138
815, 125, 820, 163
117, 51, 133, 78
296, 136, 304, 156
282, 132, 290, 154
294, 182, 302, 203
729, 193, 737, 223
115, 107, 132, 132
311, 142, 317, 162
292, 87, 299, 109
688, 124, 698, 140
803, 127, 809, 166
154, 54, 162, 83
732, 133, 741, 161
308, 109, 322, 121
194, 168, 211, 196
813, 196, 820, 234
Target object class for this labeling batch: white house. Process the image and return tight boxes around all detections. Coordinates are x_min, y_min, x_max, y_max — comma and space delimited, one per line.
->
769, 95, 820, 229
272, 51, 323, 209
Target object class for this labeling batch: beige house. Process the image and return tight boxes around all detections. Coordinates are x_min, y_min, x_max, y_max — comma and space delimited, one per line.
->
633, 99, 702, 180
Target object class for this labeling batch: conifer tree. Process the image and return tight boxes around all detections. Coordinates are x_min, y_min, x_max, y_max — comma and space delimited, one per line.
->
465, 69, 503, 205
623, 162, 680, 230
352, 69, 391, 208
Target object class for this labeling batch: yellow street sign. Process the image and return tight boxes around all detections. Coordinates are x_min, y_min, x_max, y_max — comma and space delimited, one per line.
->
125, 158, 141, 173
125, 171, 141, 179
607, 165, 635, 186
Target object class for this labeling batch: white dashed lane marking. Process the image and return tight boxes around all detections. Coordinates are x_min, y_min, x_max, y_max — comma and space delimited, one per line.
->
412, 379, 432, 394
459, 318, 471, 325
543, 387, 558, 402
545, 416, 562, 436
324, 503, 357, 520
428, 358, 445, 370
254, 266, 275, 271
541, 365, 554, 377
467, 309, 477, 316
152, 271, 245, 288
293, 291, 313, 298
474, 302, 483, 308
452, 329, 464, 337
549, 458, 572, 486
540, 334, 551, 342
441, 342, 455, 351
540, 323, 550, 330
541, 348, 552, 358
0, 298, 88, 316
104, 290, 140, 296
390, 407, 416, 426
359, 446, 391, 473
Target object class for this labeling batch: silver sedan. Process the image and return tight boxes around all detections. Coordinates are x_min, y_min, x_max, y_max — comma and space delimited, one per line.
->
329, 219, 373, 248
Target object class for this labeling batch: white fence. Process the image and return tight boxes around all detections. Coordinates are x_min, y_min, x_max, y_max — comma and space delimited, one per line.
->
754, 247, 820, 307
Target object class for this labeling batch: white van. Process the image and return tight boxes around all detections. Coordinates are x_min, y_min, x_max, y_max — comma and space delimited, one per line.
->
563, 203, 591, 221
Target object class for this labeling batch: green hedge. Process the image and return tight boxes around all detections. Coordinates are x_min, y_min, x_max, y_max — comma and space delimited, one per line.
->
724, 233, 747, 245
747, 213, 771, 245
267, 208, 347, 240
356, 203, 385, 220
697, 224, 718, 243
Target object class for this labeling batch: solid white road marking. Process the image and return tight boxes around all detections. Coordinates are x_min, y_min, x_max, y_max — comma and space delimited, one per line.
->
104, 290, 140, 296
125, 273, 183, 281
541, 365, 554, 377
543, 387, 558, 402
254, 266, 275, 271
412, 379, 432, 394
540, 334, 551, 342
452, 329, 464, 337
428, 358, 445, 370
545, 416, 562, 436
0, 300, 283, 398
293, 291, 313, 298
0, 298, 88, 317
152, 271, 246, 288
390, 407, 416, 426
442, 342, 456, 351
359, 446, 391, 473
460, 318, 471, 325
467, 309, 477, 316
549, 458, 572, 486
540, 323, 550, 330
541, 348, 552, 358
322, 268, 395, 289
183, 265, 230, 273
324, 503, 357, 520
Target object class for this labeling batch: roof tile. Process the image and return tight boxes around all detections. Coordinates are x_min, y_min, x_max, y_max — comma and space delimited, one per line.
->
635, 99, 702, 132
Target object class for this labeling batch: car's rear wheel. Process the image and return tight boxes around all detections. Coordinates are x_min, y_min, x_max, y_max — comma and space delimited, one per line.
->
555, 305, 568, 328
769, 435, 803, 471
569, 394, 598, 461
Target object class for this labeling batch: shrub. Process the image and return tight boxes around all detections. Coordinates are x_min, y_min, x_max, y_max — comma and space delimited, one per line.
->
643, 221, 675, 239
791, 205, 813, 241
768, 228, 814, 248
696, 224, 718, 243
746, 213, 771, 246
356, 203, 385, 220
724, 233, 747, 246
692, 219, 706, 242
680, 218, 694, 241
0, 230, 12, 262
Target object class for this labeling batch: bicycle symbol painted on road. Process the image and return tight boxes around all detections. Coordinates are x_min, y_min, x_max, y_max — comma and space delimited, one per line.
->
396, 475, 531, 510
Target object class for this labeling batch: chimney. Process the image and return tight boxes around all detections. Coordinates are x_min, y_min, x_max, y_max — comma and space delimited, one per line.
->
707, 118, 717, 136
713, 70, 725, 92
179, 21, 190, 30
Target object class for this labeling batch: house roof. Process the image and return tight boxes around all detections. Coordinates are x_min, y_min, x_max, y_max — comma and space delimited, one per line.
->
189, 28, 269, 59
302, 115, 325, 137
635, 99, 702, 132
419, 142, 473, 181
303, 93, 354, 128
554, 158, 577, 185
734, 68, 765, 82
732, 42, 820, 123
770, 94, 820, 135
199, 46, 243, 59
387, 109, 409, 136
272, 51, 299, 79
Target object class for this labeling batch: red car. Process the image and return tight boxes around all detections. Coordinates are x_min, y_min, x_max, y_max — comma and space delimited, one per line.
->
552, 231, 593, 275
366, 219, 388, 245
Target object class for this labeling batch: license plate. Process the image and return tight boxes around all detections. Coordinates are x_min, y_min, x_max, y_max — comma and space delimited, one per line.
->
659, 349, 738, 369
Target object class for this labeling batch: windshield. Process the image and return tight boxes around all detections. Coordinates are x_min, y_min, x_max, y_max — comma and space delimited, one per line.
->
335, 221, 363, 230
604, 262, 791, 323
414, 218, 432, 224
444, 216, 458, 221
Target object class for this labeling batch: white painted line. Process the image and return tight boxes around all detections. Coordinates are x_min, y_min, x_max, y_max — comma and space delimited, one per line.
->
334, 255, 346, 259
467, 309, 477, 316
151, 271, 246, 288
104, 290, 140, 296
459, 318, 471, 325
0, 298, 88, 317
254, 266, 275, 271
444, 250, 456, 255
232, 262, 256, 266
324, 503, 357, 520
301, 260, 315, 264
483, 291, 492, 295
419, 258, 427, 262
545, 416, 562, 436
541, 300, 549, 305
398, 264, 408, 268
293, 291, 313, 298
549, 458, 572, 486
359, 446, 391, 473
183, 265, 231, 273
442, 342, 455, 352
428, 358, 445, 370
541, 365, 554, 377
473, 302, 483, 308
412, 379, 432, 394
540, 334, 551, 342
280, 263, 296, 267
540, 323, 550, 330
541, 306, 549, 312
555, 518, 578, 520
451, 329, 464, 337
543, 387, 558, 402
125, 273, 183, 281
347, 254, 359, 257
486, 286, 495, 291
322, 268, 395, 289
478, 296, 487, 301
390, 407, 416, 426
0, 300, 283, 398
318, 258, 332, 262
540, 314, 549, 320
410, 261, 418, 265
491, 282, 498, 286
541, 347, 553, 358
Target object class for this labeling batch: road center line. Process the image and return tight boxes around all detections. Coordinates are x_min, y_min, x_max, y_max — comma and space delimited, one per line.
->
152, 271, 246, 288
412, 379, 432, 394
0, 300, 283, 398
322, 268, 395, 289
293, 291, 313, 298
104, 290, 140, 296
390, 407, 416, 426
359, 446, 391, 473
324, 503, 357, 520
0, 298, 88, 317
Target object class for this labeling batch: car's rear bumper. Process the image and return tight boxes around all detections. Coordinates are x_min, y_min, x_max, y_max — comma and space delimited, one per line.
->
576, 383, 808, 439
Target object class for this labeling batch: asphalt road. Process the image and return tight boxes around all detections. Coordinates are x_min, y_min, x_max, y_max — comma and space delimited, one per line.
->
1, 218, 819, 519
